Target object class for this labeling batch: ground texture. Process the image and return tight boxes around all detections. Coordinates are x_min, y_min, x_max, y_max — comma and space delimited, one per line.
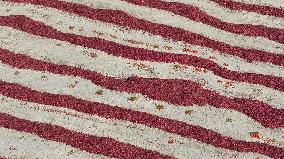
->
0, 0, 284, 159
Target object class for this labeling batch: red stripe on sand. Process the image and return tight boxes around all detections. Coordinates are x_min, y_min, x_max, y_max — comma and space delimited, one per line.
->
0, 82, 283, 158
0, 48, 283, 128
0, 113, 174, 159
123, 0, 284, 44
6, 0, 284, 67
212, 0, 284, 18
0, 15, 283, 92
